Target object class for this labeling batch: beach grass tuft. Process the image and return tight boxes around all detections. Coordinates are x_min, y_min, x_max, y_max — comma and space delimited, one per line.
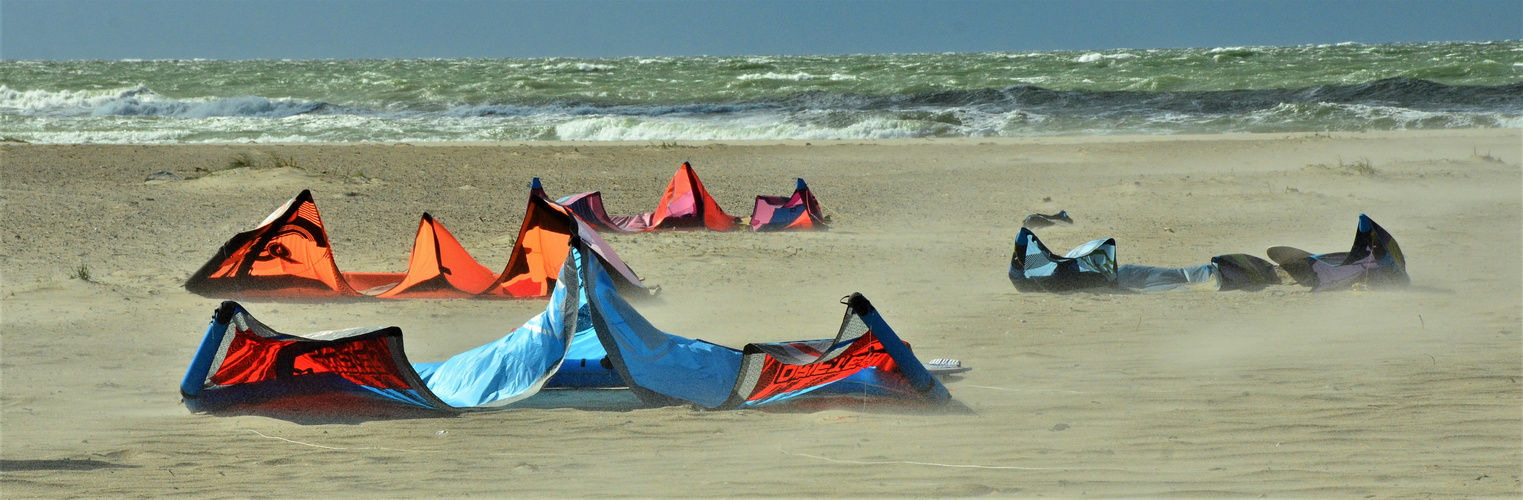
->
1472, 147, 1504, 164
649, 141, 694, 149
266, 153, 300, 169
1345, 157, 1377, 176
1305, 156, 1377, 176
216, 151, 301, 174
227, 152, 258, 170
70, 264, 93, 282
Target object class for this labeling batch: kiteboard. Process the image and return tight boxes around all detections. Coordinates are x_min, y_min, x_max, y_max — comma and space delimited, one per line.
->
924, 358, 971, 376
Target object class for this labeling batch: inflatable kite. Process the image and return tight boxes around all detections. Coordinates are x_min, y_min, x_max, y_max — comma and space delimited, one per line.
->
750, 178, 829, 231
558, 162, 740, 232
576, 246, 949, 409
1009, 228, 1281, 292
183, 185, 650, 300
181, 249, 586, 412
1008, 228, 1117, 292
182, 238, 954, 412
1268, 214, 1408, 291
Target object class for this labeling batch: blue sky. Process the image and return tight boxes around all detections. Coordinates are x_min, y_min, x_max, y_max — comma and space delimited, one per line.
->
3, 0, 1519, 60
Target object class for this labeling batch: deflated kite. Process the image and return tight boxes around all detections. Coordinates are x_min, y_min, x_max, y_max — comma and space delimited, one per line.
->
1009, 227, 1281, 293
181, 248, 585, 412
558, 162, 740, 232
182, 238, 955, 412
576, 245, 949, 409
1008, 228, 1117, 292
1268, 214, 1408, 291
750, 178, 829, 231
183, 185, 650, 300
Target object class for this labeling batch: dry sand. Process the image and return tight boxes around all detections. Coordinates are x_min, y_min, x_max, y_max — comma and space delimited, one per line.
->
2, 130, 1520, 497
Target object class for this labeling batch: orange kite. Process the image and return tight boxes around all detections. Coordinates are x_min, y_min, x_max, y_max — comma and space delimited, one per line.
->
184, 187, 651, 300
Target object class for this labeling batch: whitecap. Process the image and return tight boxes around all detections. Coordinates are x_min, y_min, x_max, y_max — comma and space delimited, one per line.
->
736, 72, 815, 81
1075, 52, 1135, 63
93, 95, 321, 118
0, 85, 320, 119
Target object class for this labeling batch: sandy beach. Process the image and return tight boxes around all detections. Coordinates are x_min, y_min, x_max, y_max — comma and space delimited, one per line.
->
2, 129, 1519, 496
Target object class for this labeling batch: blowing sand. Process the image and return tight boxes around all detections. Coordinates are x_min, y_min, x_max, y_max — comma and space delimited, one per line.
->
2, 129, 1520, 497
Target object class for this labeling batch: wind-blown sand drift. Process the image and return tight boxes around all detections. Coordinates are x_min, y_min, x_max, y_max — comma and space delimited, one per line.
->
2, 130, 1519, 496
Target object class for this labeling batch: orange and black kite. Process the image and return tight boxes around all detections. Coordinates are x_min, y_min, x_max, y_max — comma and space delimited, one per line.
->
184, 187, 651, 300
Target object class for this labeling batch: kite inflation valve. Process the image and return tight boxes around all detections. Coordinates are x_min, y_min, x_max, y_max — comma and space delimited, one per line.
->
843, 292, 875, 317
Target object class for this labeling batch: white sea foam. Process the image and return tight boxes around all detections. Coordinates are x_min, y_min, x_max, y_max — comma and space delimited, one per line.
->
550, 113, 953, 142
736, 72, 816, 81
95, 96, 320, 118
545, 61, 614, 72
1075, 52, 1137, 63
0, 86, 319, 118
9, 128, 190, 144
4, 101, 1517, 144
0, 85, 155, 114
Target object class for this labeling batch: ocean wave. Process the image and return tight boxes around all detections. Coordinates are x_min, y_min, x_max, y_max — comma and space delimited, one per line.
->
551, 62, 614, 72
1, 76, 1518, 143
9, 78, 1520, 121
94, 96, 324, 118
0, 85, 154, 114
443, 101, 780, 118
1075, 52, 1139, 63
766, 78, 1523, 116
0, 85, 324, 118
737, 72, 818, 81
550, 114, 955, 141
3, 103, 1517, 144
1240, 102, 1523, 130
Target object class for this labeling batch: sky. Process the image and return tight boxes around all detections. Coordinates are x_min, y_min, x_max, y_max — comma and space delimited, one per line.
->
2, 0, 1520, 60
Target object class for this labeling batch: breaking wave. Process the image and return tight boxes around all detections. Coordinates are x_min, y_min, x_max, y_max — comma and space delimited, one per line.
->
0, 85, 324, 118
1, 76, 1518, 143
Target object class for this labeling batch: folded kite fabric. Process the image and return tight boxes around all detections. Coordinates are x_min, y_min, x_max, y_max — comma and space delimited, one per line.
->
1010, 228, 1282, 293
180, 248, 586, 412
557, 162, 740, 232
182, 237, 954, 412
1268, 214, 1408, 291
184, 186, 651, 300
576, 245, 950, 409
750, 178, 829, 231
554, 164, 830, 232
1009, 228, 1118, 292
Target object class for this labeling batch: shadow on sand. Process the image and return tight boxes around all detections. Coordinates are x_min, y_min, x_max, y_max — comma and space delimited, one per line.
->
206, 389, 650, 425
201, 384, 972, 424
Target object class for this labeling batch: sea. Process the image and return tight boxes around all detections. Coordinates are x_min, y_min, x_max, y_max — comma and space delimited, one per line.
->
2, 40, 1519, 144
